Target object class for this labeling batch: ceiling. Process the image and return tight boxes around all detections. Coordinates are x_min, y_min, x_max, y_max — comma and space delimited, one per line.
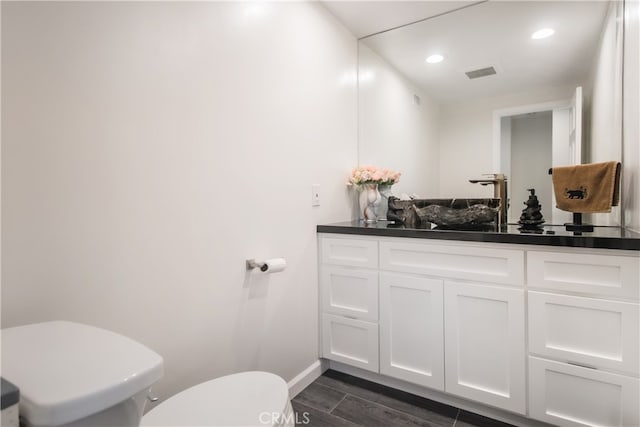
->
322, 1, 480, 39
322, 1, 612, 103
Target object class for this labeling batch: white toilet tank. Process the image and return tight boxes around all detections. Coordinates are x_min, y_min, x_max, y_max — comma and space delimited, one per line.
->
1, 321, 163, 427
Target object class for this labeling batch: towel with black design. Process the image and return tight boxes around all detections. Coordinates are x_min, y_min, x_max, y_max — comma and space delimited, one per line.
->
551, 161, 621, 213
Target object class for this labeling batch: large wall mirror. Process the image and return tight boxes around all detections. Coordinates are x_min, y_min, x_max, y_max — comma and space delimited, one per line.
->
358, 1, 623, 225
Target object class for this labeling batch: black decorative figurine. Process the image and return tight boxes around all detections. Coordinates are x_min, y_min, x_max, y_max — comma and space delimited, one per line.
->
518, 188, 545, 232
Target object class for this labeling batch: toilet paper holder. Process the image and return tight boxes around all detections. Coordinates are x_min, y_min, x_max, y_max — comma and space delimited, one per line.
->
246, 258, 287, 273
246, 259, 269, 272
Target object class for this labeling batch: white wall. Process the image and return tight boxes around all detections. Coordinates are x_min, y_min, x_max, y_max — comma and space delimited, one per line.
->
587, 1, 624, 226
623, 0, 640, 232
589, 1, 624, 164
1, 1, 357, 402
358, 44, 440, 197
438, 86, 574, 198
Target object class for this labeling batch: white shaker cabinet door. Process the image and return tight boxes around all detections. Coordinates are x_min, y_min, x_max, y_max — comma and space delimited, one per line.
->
529, 291, 639, 374
380, 241, 524, 286
444, 281, 526, 414
320, 237, 378, 269
379, 273, 444, 390
527, 250, 639, 300
321, 266, 379, 322
529, 356, 640, 427
322, 314, 379, 373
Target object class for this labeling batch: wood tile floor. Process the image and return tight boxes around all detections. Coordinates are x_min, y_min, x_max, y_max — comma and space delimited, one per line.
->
292, 370, 517, 427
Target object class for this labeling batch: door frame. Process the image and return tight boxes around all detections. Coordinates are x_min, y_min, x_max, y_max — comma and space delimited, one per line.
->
492, 98, 573, 224
491, 99, 570, 173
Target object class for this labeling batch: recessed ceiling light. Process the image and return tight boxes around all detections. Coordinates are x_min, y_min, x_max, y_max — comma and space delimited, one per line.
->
531, 28, 555, 40
426, 54, 444, 64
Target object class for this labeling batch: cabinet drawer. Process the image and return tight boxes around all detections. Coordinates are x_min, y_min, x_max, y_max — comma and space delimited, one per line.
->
321, 267, 378, 321
527, 251, 639, 300
529, 292, 639, 374
529, 356, 639, 427
322, 314, 379, 373
380, 241, 524, 285
320, 237, 378, 269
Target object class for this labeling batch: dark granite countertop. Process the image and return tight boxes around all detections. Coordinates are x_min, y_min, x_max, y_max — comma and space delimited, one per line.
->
317, 221, 640, 251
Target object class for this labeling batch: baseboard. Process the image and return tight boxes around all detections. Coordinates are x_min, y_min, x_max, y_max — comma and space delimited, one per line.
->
287, 359, 328, 398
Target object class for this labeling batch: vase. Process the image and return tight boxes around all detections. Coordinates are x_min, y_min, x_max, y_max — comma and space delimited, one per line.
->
377, 184, 393, 220
358, 184, 382, 223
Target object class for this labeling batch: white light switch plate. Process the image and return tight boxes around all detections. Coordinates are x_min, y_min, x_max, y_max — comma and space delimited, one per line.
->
312, 184, 320, 206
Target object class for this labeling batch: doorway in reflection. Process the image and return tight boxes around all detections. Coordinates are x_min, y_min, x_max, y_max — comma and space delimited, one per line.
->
502, 112, 553, 224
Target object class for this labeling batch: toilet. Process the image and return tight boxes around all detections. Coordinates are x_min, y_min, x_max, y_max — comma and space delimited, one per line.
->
1, 321, 293, 427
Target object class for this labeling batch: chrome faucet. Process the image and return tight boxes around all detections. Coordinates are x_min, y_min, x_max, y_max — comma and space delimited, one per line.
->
469, 173, 508, 228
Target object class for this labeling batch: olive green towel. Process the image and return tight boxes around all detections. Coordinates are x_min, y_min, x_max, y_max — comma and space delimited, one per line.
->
552, 161, 621, 213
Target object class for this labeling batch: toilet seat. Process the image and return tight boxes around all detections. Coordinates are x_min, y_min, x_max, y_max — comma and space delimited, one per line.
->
141, 371, 294, 427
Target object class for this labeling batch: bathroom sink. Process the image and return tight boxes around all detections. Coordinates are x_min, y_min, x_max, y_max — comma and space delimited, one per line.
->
387, 197, 501, 229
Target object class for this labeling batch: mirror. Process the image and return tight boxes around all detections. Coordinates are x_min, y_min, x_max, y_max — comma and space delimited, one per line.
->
358, 1, 623, 225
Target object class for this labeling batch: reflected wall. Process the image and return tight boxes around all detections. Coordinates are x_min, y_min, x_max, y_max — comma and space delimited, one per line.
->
358, 44, 440, 197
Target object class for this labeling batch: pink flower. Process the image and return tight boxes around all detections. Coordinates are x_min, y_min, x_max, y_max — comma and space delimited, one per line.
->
347, 165, 401, 186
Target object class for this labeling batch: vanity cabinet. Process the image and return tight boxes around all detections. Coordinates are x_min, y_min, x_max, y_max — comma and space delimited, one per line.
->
319, 235, 527, 414
318, 233, 640, 425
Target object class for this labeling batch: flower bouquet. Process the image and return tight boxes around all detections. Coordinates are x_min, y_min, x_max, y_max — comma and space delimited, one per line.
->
348, 166, 401, 223
348, 165, 401, 187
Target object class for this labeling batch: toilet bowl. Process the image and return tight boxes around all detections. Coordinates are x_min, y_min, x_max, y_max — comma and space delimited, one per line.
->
141, 371, 295, 427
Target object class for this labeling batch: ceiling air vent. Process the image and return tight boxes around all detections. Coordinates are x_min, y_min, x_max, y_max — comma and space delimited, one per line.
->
465, 66, 497, 79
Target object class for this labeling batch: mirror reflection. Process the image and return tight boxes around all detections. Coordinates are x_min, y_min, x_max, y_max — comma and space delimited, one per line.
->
358, 1, 623, 225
